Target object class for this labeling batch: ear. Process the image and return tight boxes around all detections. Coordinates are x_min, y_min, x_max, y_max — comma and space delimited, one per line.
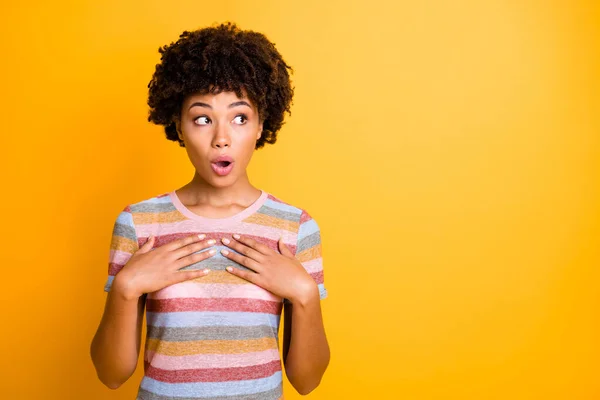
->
256, 121, 263, 141
174, 118, 183, 141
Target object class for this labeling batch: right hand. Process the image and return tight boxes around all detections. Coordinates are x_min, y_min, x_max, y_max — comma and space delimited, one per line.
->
113, 234, 217, 299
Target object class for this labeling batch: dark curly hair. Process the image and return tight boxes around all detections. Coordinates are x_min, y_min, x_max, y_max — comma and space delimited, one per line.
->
146, 21, 295, 149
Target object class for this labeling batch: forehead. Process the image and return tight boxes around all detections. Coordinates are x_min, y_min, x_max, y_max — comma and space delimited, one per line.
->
183, 87, 253, 108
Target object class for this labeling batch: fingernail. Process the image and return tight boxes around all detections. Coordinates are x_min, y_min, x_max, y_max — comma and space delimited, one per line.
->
222, 238, 230, 244
203, 268, 210, 274
208, 239, 216, 245
209, 249, 216, 255
221, 249, 229, 255
226, 266, 233, 272
198, 234, 206, 240
233, 234, 240, 240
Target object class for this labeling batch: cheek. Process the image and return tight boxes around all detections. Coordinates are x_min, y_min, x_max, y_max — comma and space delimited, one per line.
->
186, 151, 207, 173
237, 138, 258, 161
183, 130, 211, 148
182, 140, 210, 167
232, 127, 259, 148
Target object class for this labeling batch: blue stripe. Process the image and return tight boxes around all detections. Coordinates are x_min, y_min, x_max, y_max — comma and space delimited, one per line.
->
115, 210, 134, 226
146, 311, 280, 328
139, 371, 282, 397
104, 275, 114, 291
142, 195, 172, 204
318, 283, 327, 299
298, 218, 319, 239
263, 198, 300, 214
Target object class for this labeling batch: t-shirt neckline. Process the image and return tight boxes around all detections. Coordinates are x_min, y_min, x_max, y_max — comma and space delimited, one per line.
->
169, 189, 268, 224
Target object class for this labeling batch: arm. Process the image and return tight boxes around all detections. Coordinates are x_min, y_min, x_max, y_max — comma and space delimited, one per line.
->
90, 206, 215, 389
282, 287, 330, 395
90, 278, 147, 389
282, 209, 330, 394
90, 207, 143, 389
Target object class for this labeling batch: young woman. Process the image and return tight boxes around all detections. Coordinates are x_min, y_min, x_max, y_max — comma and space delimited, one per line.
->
90, 22, 330, 399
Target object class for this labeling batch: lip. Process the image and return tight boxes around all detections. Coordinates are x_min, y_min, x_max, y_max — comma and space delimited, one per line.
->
211, 154, 234, 163
210, 160, 234, 176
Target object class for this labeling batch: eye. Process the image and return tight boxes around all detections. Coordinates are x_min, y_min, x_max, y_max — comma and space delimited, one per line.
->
194, 116, 210, 125
233, 114, 248, 124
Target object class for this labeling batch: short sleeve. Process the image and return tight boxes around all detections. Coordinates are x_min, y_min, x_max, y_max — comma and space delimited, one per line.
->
103, 206, 139, 292
283, 210, 328, 304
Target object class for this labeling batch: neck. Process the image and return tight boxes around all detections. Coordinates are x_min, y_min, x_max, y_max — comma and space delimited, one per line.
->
179, 171, 261, 207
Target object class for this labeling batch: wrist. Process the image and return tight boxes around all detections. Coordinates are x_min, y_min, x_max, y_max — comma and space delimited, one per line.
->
112, 273, 141, 301
289, 282, 319, 307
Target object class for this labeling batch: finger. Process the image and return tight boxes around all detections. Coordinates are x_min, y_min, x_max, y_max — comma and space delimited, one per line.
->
278, 236, 294, 257
225, 265, 259, 283
173, 237, 216, 260
232, 234, 274, 256
163, 233, 206, 252
174, 247, 217, 269
220, 247, 261, 272
222, 237, 265, 263
172, 268, 211, 284
137, 235, 155, 254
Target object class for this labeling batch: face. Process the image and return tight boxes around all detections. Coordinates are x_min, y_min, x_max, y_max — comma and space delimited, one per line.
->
175, 88, 263, 188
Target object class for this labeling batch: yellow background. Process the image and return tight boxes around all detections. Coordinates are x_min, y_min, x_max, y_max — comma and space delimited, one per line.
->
1, 0, 599, 399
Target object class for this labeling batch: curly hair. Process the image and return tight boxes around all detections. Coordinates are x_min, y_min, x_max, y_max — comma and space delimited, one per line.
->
146, 22, 295, 149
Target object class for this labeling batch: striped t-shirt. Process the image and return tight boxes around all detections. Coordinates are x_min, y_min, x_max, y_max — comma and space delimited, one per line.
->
104, 189, 327, 399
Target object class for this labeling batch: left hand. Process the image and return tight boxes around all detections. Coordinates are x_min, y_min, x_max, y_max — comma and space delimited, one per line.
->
220, 234, 318, 303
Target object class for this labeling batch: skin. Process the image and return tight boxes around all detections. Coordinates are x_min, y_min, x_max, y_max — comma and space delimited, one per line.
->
175, 88, 331, 394
173, 87, 264, 214
91, 87, 329, 392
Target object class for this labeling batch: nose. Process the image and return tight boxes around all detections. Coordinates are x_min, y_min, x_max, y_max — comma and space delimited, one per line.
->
212, 121, 231, 148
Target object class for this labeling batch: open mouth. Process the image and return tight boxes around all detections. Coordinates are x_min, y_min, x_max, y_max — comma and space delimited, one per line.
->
211, 160, 234, 176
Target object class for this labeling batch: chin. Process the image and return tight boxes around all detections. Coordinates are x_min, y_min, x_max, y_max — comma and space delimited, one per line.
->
208, 170, 238, 184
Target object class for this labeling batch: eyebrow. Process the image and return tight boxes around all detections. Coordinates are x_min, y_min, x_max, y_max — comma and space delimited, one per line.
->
188, 101, 252, 111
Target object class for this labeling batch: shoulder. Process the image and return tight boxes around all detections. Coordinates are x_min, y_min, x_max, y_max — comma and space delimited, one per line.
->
113, 192, 174, 228
119, 191, 173, 214
262, 192, 316, 224
261, 192, 321, 245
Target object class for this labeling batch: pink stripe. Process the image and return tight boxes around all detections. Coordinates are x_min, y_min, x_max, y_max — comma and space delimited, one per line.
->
135, 220, 296, 246
151, 281, 283, 302
299, 210, 312, 224
145, 359, 281, 383
109, 249, 133, 264
146, 297, 281, 313
136, 231, 298, 256
310, 270, 324, 284
108, 262, 123, 275
145, 348, 280, 369
302, 258, 323, 274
